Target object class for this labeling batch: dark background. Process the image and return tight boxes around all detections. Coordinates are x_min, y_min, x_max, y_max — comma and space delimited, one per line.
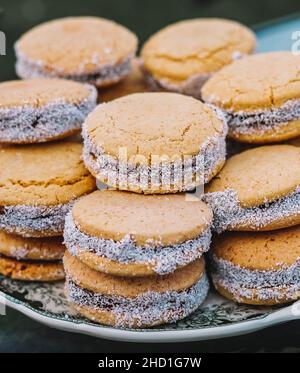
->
1, 0, 300, 353
1, 0, 300, 81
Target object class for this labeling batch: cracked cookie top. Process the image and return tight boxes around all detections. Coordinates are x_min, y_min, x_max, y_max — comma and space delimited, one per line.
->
202, 52, 300, 112
141, 18, 256, 84
206, 145, 300, 208
71, 190, 213, 246
212, 226, 300, 271
0, 141, 96, 206
64, 251, 205, 296
84, 92, 225, 162
16, 17, 138, 75
0, 78, 94, 109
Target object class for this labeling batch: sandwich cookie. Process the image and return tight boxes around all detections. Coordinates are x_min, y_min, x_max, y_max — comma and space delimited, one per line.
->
205, 145, 300, 232
98, 59, 148, 103
211, 227, 300, 305
83, 92, 227, 194
64, 190, 213, 276
0, 231, 65, 281
0, 79, 97, 144
0, 142, 96, 237
15, 17, 138, 88
202, 52, 300, 143
64, 251, 209, 327
141, 18, 256, 98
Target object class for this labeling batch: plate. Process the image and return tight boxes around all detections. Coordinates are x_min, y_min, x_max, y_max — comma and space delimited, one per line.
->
0, 276, 299, 342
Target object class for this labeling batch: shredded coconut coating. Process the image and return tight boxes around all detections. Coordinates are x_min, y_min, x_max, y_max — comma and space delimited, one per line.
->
211, 254, 300, 302
222, 99, 300, 136
82, 120, 227, 193
204, 188, 300, 233
16, 50, 133, 87
143, 68, 211, 99
0, 86, 97, 143
64, 212, 212, 275
66, 273, 209, 327
0, 203, 73, 237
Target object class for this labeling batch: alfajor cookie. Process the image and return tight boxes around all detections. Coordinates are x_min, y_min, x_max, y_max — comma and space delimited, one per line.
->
205, 145, 300, 232
83, 92, 227, 194
64, 251, 209, 328
98, 59, 148, 103
202, 52, 300, 143
0, 141, 96, 237
0, 79, 97, 144
15, 17, 138, 88
211, 226, 300, 305
141, 18, 256, 98
64, 190, 213, 277
0, 231, 65, 281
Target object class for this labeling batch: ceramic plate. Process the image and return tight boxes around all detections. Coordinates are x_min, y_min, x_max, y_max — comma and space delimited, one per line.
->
0, 276, 299, 342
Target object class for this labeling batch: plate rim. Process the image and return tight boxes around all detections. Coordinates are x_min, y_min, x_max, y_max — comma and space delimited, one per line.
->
1, 291, 299, 343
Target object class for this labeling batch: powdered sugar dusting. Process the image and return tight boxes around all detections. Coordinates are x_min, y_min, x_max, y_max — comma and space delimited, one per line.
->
66, 273, 209, 327
0, 203, 73, 237
64, 212, 212, 275
204, 188, 300, 233
211, 254, 300, 302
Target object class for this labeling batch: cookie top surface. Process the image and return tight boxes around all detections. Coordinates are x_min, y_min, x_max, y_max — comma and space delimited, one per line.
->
0, 231, 65, 261
141, 18, 256, 83
64, 251, 205, 297
213, 225, 300, 270
99, 59, 148, 102
72, 190, 213, 246
0, 79, 94, 109
0, 141, 96, 206
202, 52, 300, 112
84, 92, 225, 160
16, 17, 138, 75
206, 145, 300, 208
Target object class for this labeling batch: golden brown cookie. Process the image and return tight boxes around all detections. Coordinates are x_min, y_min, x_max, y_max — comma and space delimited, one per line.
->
64, 190, 212, 276
0, 255, 64, 282
210, 227, 300, 305
98, 59, 148, 102
15, 17, 138, 87
0, 231, 65, 261
64, 251, 209, 327
205, 145, 300, 232
141, 18, 256, 98
0, 141, 96, 237
0, 78, 97, 144
202, 52, 300, 143
83, 92, 227, 193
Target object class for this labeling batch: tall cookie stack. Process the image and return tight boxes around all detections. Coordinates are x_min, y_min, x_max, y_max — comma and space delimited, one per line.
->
63, 92, 228, 328
202, 52, 300, 305
0, 77, 97, 282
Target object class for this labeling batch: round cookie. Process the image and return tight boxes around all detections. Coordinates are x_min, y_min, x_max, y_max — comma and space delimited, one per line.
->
0, 255, 64, 282
205, 145, 300, 232
141, 18, 256, 98
64, 251, 209, 328
15, 17, 138, 88
0, 79, 97, 144
0, 141, 96, 237
202, 52, 300, 143
64, 190, 213, 276
211, 226, 300, 305
98, 59, 148, 103
83, 92, 227, 194
0, 231, 65, 261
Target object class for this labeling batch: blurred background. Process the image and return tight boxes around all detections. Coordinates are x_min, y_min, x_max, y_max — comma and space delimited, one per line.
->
0, 0, 300, 80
